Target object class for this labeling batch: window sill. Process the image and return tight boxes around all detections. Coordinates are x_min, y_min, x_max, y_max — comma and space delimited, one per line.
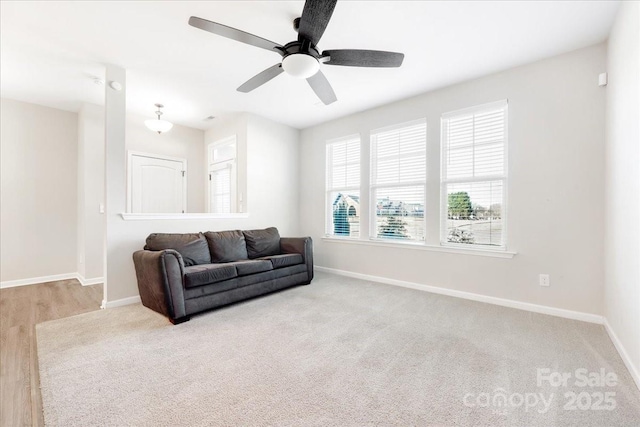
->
120, 213, 250, 221
321, 237, 516, 259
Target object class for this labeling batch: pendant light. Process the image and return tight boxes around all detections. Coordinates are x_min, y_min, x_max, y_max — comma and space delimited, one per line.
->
144, 103, 173, 134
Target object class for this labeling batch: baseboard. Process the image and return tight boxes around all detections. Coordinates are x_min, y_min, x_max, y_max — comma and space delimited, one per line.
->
0, 273, 103, 289
76, 275, 104, 286
0, 273, 79, 289
315, 266, 604, 324
604, 318, 640, 391
101, 295, 141, 309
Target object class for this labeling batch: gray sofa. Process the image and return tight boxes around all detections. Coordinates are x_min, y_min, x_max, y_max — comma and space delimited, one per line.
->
132, 227, 313, 324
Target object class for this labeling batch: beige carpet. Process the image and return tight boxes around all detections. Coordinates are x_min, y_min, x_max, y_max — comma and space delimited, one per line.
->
37, 272, 640, 426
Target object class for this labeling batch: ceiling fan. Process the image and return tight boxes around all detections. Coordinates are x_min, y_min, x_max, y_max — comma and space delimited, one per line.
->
188, 0, 404, 105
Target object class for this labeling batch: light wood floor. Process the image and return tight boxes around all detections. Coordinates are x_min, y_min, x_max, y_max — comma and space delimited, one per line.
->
0, 280, 103, 426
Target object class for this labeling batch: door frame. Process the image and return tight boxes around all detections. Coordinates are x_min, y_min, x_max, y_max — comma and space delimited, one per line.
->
127, 150, 187, 213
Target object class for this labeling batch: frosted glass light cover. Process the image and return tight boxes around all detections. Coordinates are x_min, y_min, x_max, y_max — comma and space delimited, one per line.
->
145, 119, 174, 134
282, 54, 320, 79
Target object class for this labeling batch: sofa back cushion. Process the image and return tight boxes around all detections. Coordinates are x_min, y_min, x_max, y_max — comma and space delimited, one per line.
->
204, 230, 249, 263
243, 227, 281, 259
145, 233, 211, 266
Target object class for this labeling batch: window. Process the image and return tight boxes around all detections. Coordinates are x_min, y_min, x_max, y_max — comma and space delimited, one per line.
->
370, 120, 426, 241
441, 100, 508, 248
208, 136, 237, 213
326, 135, 361, 237
210, 164, 233, 213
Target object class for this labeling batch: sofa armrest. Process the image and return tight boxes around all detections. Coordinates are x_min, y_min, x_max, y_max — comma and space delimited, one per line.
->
280, 237, 314, 282
133, 249, 187, 321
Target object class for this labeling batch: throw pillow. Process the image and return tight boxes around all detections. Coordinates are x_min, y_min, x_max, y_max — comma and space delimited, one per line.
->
144, 233, 211, 266
243, 227, 281, 259
204, 230, 249, 263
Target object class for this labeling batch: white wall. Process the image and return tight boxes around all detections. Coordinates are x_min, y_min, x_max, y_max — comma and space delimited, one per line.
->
126, 112, 206, 213
105, 107, 300, 302
0, 98, 78, 282
77, 103, 105, 281
299, 44, 607, 315
201, 113, 300, 221
246, 114, 300, 231
604, 1, 640, 386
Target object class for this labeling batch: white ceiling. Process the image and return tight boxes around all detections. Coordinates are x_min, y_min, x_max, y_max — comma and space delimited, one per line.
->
0, 1, 619, 130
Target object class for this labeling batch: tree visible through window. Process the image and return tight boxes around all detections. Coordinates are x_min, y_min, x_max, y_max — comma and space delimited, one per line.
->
441, 100, 508, 247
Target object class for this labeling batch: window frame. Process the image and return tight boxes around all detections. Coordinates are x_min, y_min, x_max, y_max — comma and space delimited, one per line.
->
369, 119, 427, 243
440, 100, 509, 250
325, 134, 362, 239
208, 135, 237, 214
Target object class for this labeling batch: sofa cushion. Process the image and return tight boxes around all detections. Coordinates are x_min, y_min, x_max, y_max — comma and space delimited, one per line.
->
184, 270, 276, 300
145, 233, 211, 266
243, 227, 281, 259
260, 253, 303, 269
204, 230, 249, 263
184, 264, 237, 288
227, 260, 273, 276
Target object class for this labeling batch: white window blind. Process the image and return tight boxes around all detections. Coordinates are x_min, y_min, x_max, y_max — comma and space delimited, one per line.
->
210, 165, 232, 214
209, 136, 237, 214
326, 135, 361, 237
370, 119, 426, 241
441, 100, 507, 248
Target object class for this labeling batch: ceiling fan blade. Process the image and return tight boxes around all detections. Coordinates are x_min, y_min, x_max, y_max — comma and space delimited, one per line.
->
189, 16, 283, 54
297, 0, 337, 46
237, 64, 284, 93
307, 70, 337, 105
322, 50, 404, 67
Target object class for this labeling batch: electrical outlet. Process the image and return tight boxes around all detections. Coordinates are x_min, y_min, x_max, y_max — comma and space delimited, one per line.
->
539, 274, 550, 287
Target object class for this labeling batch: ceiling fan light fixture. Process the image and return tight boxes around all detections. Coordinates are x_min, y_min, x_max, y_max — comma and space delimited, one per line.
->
144, 103, 173, 134
188, 0, 403, 105
282, 53, 320, 79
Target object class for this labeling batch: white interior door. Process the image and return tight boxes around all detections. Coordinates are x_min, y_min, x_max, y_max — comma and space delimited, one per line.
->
129, 154, 186, 213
